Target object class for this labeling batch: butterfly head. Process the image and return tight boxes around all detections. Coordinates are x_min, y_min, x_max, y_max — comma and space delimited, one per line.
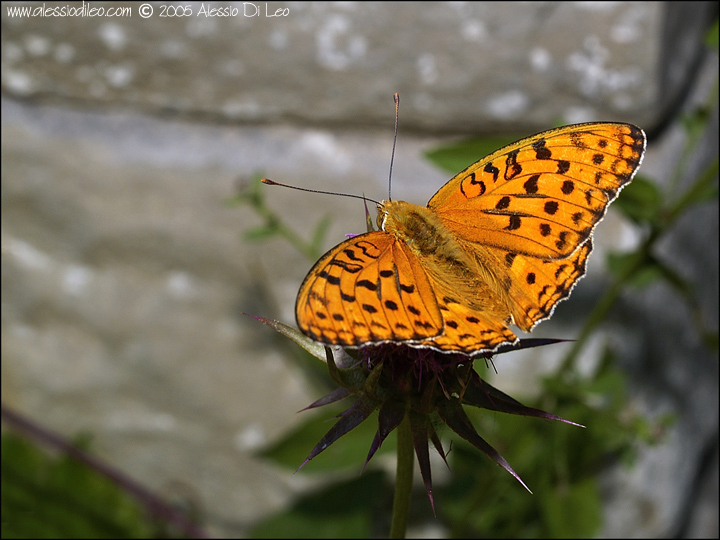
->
376, 200, 390, 231
376, 199, 415, 232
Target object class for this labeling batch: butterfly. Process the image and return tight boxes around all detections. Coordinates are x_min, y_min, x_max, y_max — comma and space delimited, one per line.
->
295, 123, 646, 355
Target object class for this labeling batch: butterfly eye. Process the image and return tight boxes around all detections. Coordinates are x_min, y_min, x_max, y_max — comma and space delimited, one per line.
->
376, 206, 388, 231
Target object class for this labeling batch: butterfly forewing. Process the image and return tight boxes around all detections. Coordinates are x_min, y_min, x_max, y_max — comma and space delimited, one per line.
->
295, 232, 444, 347
428, 123, 646, 259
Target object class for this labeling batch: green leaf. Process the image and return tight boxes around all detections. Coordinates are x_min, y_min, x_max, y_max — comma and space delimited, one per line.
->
541, 478, 602, 537
630, 264, 670, 289
234, 174, 266, 207
606, 252, 662, 289
682, 105, 712, 140
424, 135, 522, 174
614, 175, 663, 224
704, 18, 718, 48
669, 158, 719, 219
310, 215, 332, 258
606, 250, 644, 279
1, 433, 155, 539
248, 471, 386, 538
436, 351, 661, 538
243, 222, 280, 241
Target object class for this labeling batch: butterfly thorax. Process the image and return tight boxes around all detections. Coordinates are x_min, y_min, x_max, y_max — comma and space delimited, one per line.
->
377, 200, 509, 313
378, 200, 462, 261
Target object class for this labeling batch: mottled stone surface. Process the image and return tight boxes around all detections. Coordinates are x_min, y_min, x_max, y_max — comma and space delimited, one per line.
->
2, 2, 663, 131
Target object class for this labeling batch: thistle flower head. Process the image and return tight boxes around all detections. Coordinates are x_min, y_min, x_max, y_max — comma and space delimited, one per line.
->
250, 315, 582, 512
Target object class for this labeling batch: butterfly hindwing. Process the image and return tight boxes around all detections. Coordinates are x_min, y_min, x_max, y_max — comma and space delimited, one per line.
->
498, 240, 593, 332
426, 295, 518, 352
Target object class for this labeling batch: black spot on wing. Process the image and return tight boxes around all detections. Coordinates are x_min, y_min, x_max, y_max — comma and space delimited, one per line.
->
460, 172, 487, 198
319, 270, 341, 285
544, 201, 559, 215
555, 231, 569, 250
357, 279, 377, 291
533, 139, 552, 159
524, 174, 540, 194
328, 260, 363, 273
484, 162, 500, 182
343, 248, 363, 261
505, 150, 522, 180
399, 283, 414, 293
506, 215, 522, 230
570, 132, 587, 148
496, 196, 511, 210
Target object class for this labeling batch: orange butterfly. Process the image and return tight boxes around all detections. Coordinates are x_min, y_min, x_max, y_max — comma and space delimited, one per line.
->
295, 123, 646, 355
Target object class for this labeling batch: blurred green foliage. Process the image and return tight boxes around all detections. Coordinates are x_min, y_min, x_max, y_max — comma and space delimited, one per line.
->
437, 351, 673, 538
250, 471, 389, 539
1, 433, 156, 539
226, 175, 331, 261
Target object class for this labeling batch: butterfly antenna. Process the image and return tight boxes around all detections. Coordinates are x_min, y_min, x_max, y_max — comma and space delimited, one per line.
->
261, 179, 382, 206
388, 93, 400, 201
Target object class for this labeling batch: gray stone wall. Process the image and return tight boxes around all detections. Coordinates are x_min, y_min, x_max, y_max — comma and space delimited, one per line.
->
2, 2, 663, 130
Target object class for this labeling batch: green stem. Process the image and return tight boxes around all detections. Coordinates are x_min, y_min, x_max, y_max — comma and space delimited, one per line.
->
253, 200, 319, 260
390, 413, 413, 539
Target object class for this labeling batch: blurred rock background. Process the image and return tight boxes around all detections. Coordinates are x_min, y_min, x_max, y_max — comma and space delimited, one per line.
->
1, 1, 717, 537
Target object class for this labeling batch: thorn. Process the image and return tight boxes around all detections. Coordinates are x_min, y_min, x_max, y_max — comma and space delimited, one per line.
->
294, 458, 310, 475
